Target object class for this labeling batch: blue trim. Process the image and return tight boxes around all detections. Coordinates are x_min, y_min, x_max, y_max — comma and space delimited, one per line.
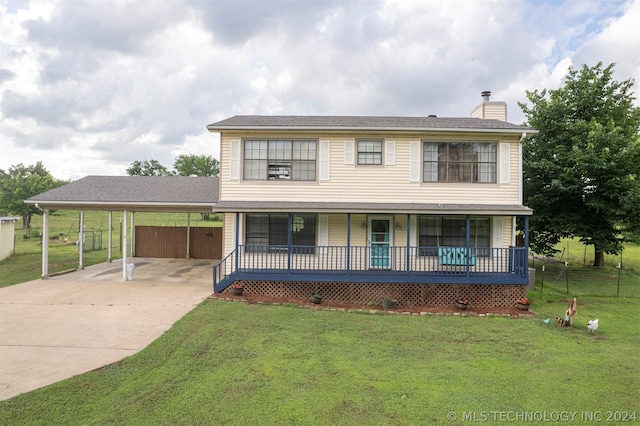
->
347, 213, 351, 274
405, 213, 410, 272
465, 215, 471, 276
234, 212, 239, 272
227, 270, 527, 286
287, 213, 292, 271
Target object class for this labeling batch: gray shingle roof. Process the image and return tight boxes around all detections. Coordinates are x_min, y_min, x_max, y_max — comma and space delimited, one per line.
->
25, 176, 219, 212
207, 115, 535, 133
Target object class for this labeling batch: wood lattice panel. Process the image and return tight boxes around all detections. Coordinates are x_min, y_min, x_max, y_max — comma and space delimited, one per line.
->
226, 280, 528, 308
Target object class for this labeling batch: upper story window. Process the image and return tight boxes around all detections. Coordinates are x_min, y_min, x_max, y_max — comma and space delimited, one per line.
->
357, 140, 383, 165
423, 142, 496, 183
244, 140, 317, 181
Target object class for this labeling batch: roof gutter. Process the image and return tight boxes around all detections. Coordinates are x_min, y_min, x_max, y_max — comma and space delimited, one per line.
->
25, 201, 216, 207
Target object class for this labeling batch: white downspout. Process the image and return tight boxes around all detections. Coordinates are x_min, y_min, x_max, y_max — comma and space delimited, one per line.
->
516, 132, 527, 246
518, 132, 526, 205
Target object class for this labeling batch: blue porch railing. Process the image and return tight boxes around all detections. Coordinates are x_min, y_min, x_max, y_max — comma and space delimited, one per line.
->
213, 245, 528, 293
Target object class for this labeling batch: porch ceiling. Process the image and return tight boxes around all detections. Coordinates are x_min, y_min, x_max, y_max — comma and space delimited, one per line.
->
212, 200, 533, 216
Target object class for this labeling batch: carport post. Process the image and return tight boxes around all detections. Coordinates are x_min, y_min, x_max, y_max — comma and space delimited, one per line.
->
41, 208, 49, 279
107, 211, 112, 262
186, 213, 191, 259
78, 210, 84, 270
130, 211, 135, 257
123, 209, 128, 281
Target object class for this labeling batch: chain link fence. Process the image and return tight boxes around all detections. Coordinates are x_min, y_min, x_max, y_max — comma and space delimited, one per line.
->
530, 255, 640, 298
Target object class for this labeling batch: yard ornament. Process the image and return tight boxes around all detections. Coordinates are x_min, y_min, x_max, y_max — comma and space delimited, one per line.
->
556, 298, 577, 327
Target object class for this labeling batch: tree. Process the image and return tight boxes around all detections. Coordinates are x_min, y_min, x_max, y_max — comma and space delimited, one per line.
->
173, 154, 219, 177
519, 62, 640, 267
0, 162, 62, 230
126, 159, 173, 176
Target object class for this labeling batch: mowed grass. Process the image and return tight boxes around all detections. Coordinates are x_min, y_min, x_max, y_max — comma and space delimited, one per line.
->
0, 210, 221, 287
1, 296, 638, 425
2, 212, 639, 423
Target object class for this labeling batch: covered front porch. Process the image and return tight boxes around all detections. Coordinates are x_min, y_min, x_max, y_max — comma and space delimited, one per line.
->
213, 210, 531, 296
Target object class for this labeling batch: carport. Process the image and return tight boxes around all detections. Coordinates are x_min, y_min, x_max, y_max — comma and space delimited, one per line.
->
24, 175, 219, 281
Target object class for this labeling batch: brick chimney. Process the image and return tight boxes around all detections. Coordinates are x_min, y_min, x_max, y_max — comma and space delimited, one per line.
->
471, 91, 507, 121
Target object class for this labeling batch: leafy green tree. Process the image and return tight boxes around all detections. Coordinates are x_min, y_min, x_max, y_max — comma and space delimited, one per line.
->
0, 162, 62, 230
519, 62, 640, 267
126, 159, 173, 176
173, 154, 219, 177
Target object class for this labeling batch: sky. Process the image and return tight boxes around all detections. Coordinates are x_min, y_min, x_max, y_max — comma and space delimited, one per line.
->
1, 0, 639, 181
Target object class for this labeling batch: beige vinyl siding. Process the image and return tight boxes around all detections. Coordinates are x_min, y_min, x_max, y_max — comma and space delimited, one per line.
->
219, 131, 522, 205
491, 216, 513, 249
471, 102, 507, 121
222, 212, 239, 258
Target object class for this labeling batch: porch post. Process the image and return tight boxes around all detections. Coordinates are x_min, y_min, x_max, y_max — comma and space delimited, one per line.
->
287, 213, 292, 272
465, 215, 471, 276
122, 210, 128, 281
78, 210, 84, 270
524, 215, 530, 271
405, 213, 410, 272
107, 211, 112, 262
234, 212, 239, 271
41, 208, 49, 279
347, 213, 351, 274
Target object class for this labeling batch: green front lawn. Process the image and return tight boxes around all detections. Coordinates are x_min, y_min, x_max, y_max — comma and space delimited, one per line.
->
1, 295, 638, 425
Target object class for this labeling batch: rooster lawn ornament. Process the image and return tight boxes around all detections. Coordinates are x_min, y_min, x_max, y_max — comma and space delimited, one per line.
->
557, 298, 577, 327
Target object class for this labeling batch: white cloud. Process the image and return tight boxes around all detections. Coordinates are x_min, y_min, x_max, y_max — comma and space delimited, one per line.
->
1, 0, 638, 180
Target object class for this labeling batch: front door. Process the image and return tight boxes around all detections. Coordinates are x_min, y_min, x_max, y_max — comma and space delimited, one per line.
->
369, 217, 392, 269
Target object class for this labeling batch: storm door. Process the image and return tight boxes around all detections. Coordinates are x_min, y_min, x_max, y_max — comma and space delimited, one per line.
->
369, 217, 392, 269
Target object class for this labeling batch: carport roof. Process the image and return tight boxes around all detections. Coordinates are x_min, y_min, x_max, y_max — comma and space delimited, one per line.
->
25, 176, 219, 213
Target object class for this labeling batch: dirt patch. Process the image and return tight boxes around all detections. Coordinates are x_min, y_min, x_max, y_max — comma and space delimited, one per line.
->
209, 293, 535, 317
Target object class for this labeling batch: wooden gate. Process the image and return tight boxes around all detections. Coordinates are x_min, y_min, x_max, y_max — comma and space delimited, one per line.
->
135, 226, 222, 259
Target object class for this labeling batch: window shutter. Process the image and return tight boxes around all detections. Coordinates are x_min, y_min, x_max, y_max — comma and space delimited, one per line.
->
410, 141, 420, 182
385, 141, 395, 166
344, 140, 354, 165
319, 140, 330, 181
500, 143, 510, 184
230, 139, 240, 180
318, 214, 329, 254
492, 217, 503, 248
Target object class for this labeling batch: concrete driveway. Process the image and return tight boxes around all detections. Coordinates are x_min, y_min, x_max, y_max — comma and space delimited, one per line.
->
0, 258, 214, 401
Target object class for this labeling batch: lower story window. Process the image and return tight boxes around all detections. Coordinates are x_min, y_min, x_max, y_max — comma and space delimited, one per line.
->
418, 216, 490, 256
245, 214, 316, 253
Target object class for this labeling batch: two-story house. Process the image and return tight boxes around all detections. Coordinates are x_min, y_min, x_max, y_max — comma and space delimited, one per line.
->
207, 93, 536, 307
